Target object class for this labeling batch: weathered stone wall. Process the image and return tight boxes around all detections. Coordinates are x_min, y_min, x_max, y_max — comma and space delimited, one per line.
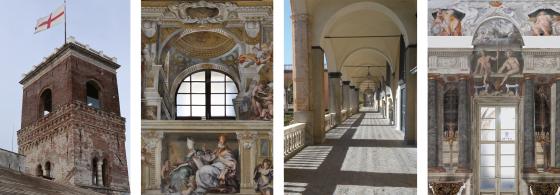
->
0, 148, 25, 172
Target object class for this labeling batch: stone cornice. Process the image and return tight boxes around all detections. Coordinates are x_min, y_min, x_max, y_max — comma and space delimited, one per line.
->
142, 120, 272, 132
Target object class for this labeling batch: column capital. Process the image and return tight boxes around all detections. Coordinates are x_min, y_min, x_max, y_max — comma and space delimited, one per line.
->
524, 74, 536, 80
349, 86, 355, 89
554, 74, 560, 81
355, 88, 360, 91
328, 72, 342, 78
342, 81, 351, 85
428, 73, 440, 80
457, 74, 470, 80
291, 13, 308, 22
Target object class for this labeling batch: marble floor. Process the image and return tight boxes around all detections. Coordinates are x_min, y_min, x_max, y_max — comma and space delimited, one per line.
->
285, 109, 416, 195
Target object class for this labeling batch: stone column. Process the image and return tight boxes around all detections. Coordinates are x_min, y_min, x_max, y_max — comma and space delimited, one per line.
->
457, 75, 470, 171
405, 72, 417, 145
97, 160, 103, 186
524, 75, 536, 172
355, 88, 360, 111
428, 75, 439, 168
342, 81, 350, 113
349, 86, 355, 114
556, 78, 560, 167
236, 131, 258, 193
310, 47, 325, 144
291, 13, 315, 145
328, 72, 343, 124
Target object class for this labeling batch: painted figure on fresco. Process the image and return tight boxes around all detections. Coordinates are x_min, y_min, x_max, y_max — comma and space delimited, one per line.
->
497, 50, 520, 87
252, 80, 273, 120
474, 50, 496, 85
195, 135, 238, 194
431, 9, 464, 36
529, 9, 560, 36
253, 159, 273, 195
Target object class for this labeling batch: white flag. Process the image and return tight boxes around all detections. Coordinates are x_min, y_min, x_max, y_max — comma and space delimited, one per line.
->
34, 4, 65, 34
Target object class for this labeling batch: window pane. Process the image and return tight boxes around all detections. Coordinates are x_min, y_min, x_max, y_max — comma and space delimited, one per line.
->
211, 94, 225, 105
225, 75, 233, 81
481, 144, 495, 154
481, 119, 495, 129
191, 94, 205, 105
191, 83, 206, 93
500, 167, 515, 178
211, 83, 225, 93
481, 130, 496, 141
480, 179, 496, 190
211, 71, 225, 81
500, 179, 515, 191
226, 94, 237, 105
500, 144, 515, 155
191, 72, 205, 81
481, 107, 495, 118
501, 155, 515, 166
500, 107, 515, 119
500, 117, 516, 129
480, 167, 495, 178
176, 94, 190, 105
178, 83, 190, 93
226, 106, 235, 116
500, 130, 515, 141
192, 106, 205, 116
183, 76, 191, 82
211, 106, 225, 116
177, 106, 190, 117
225, 82, 238, 93
480, 155, 495, 166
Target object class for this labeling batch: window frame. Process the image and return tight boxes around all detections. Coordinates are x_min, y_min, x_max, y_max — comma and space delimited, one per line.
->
175, 70, 238, 120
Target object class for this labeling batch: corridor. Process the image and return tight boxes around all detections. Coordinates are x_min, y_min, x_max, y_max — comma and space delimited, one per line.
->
284, 108, 417, 195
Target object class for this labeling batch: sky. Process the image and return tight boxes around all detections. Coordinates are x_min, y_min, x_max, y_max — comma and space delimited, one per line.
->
0, 1, 131, 168
284, 0, 292, 65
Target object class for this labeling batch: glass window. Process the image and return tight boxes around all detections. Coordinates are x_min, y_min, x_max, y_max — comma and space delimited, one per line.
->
176, 70, 238, 119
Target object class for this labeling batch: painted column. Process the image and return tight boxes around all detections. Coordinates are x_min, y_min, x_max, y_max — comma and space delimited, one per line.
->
236, 131, 258, 193
457, 75, 470, 170
428, 75, 439, 168
310, 47, 326, 144
328, 72, 343, 124
342, 81, 350, 113
523, 76, 536, 171
556, 78, 560, 168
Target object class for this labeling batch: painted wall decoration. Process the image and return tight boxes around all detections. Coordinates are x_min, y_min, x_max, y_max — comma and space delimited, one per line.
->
161, 134, 240, 194
472, 18, 523, 46
431, 9, 465, 36
428, 0, 560, 36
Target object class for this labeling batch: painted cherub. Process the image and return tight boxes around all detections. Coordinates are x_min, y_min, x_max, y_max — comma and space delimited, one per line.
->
254, 159, 273, 195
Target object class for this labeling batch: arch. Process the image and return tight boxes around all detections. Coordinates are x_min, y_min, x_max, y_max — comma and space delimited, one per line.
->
339, 47, 395, 74
92, 157, 99, 185
158, 28, 245, 63
102, 158, 109, 187
36, 164, 43, 177
45, 161, 52, 178
40, 88, 52, 116
318, 1, 410, 46
472, 16, 524, 46
86, 80, 102, 109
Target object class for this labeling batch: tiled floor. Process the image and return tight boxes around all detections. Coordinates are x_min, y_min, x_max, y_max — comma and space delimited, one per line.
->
284, 108, 416, 195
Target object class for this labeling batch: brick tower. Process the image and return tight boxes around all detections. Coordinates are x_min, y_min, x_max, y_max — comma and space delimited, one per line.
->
17, 38, 129, 194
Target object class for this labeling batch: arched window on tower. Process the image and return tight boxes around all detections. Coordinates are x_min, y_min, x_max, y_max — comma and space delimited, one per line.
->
86, 81, 101, 109
36, 164, 43, 177
92, 158, 98, 185
176, 70, 238, 120
40, 89, 52, 116
45, 161, 52, 179
102, 158, 109, 187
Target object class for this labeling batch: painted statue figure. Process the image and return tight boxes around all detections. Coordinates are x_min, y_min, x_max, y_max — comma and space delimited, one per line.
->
497, 50, 520, 87
163, 138, 208, 194
252, 81, 273, 120
533, 11, 553, 36
474, 50, 496, 85
194, 135, 238, 194
253, 159, 273, 195
431, 9, 462, 36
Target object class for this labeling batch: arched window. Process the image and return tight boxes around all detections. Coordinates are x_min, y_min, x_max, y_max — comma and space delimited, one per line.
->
45, 161, 52, 179
86, 81, 101, 109
176, 70, 238, 119
102, 158, 109, 187
40, 89, 52, 116
36, 164, 43, 177
92, 158, 98, 185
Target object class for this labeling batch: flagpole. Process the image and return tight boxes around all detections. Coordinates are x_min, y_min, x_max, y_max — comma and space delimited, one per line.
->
64, 0, 67, 44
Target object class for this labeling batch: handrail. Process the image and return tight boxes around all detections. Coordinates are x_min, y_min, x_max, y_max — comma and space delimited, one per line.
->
284, 123, 306, 159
